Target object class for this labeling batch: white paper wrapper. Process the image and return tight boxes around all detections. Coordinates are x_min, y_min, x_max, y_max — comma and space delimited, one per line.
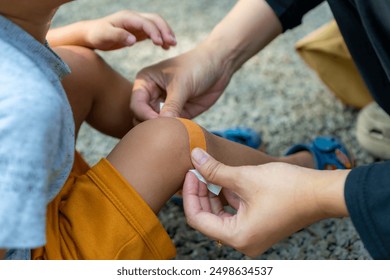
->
189, 169, 222, 195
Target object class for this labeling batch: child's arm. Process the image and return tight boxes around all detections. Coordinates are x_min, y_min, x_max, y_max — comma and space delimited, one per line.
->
47, 10, 177, 51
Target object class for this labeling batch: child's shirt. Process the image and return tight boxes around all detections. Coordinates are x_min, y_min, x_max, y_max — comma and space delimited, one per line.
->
0, 16, 75, 259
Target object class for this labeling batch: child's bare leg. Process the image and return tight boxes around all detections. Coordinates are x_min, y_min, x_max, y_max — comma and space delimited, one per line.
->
204, 131, 314, 169
54, 45, 134, 138
106, 117, 313, 213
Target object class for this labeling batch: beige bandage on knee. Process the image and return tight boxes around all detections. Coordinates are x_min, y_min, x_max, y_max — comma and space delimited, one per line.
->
176, 118, 207, 152
176, 118, 222, 195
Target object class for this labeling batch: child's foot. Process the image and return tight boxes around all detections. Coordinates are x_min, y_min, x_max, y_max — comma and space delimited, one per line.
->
284, 136, 353, 170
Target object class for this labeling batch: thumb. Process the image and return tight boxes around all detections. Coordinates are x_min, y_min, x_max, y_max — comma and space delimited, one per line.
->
160, 89, 186, 118
191, 148, 242, 193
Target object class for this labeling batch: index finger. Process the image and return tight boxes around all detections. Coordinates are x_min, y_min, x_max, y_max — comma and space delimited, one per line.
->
183, 172, 235, 242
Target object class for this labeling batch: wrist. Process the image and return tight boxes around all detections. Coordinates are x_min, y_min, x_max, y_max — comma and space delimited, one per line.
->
70, 20, 92, 47
198, 38, 236, 83
47, 20, 90, 48
312, 169, 350, 219
201, 0, 282, 75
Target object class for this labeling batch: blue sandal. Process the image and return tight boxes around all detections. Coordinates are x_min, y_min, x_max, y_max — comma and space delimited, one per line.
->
284, 136, 353, 170
211, 127, 262, 149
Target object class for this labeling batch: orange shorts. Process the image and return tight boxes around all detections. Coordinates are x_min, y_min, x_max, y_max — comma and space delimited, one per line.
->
31, 118, 206, 260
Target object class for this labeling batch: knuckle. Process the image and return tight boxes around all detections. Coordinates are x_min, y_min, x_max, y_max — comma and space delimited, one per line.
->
116, 10, 130, 17
145, 13, 160, 19
163, 100, 182, 113
203, 160, 221, 183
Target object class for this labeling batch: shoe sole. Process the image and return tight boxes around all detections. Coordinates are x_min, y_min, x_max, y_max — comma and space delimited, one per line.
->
356, 102, 390, 159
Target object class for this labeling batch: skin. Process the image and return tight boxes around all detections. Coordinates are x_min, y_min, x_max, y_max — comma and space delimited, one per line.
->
0, 0, 315, 259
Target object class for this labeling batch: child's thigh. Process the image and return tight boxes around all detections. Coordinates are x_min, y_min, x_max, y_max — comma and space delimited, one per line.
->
54, 46, 133, 137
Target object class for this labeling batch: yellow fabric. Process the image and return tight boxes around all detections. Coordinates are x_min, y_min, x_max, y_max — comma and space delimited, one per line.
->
32, 152, 176, 260
295, 20, 372, 108
31, 118, 207, 260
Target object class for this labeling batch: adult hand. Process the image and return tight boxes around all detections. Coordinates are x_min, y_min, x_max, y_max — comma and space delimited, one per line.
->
131, 44, 231, 123
130, 0, 283, 123
183, 148, 349, 257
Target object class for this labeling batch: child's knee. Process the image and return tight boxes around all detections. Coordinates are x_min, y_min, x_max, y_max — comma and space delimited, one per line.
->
130, 117, 207, 155
175, 118, 207, 152
53, 45, 102, 70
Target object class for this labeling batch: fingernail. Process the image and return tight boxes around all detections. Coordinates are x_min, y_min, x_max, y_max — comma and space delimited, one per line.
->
155, 36, 163, 45
191, 148, 209, 165
126, 35, 136, 46
170, 35, 177, 44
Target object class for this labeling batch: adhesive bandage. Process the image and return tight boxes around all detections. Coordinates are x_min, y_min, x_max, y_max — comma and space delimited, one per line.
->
189, 169, 222, 195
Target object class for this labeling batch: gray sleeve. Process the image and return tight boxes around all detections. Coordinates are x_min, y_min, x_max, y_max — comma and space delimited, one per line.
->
0, 73, 63, 249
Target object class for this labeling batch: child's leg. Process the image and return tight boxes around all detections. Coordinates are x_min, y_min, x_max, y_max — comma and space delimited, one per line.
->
105, 117, 303, 213
55, 45, 134, 139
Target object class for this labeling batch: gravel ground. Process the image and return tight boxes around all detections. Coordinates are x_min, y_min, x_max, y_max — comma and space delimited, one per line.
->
53, 0, 373, 260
